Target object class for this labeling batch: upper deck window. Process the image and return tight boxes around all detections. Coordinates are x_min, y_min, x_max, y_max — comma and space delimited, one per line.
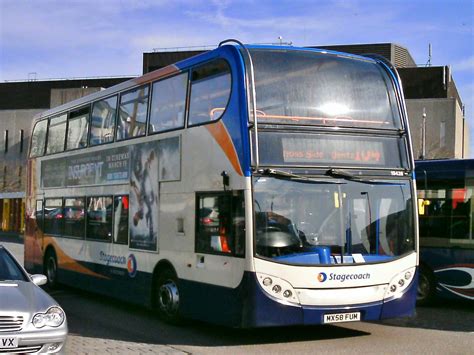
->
46, 114, 67, 155
149, 72, 188, 134
188, 59, 231, 126
116, 85, 149, 140
90, 96, 117, 146
66, 107, 89, 150
250, 49, 402, 130
30, 119, 48, 158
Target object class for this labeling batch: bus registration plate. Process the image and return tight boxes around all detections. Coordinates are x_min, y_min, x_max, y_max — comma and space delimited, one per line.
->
323, 312, 360, 324
0, 337, 18, 349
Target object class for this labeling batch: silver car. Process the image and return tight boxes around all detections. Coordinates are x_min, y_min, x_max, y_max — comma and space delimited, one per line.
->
0, 245, 67, 354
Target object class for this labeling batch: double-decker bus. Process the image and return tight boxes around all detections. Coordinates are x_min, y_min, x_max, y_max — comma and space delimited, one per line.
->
415, 159, 474, 304
24, 40, 418, 327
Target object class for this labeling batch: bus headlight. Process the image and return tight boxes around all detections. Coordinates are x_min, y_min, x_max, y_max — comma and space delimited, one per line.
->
384, 267, 416, 300
32, 307, 65, 328
256, 273, 300, 305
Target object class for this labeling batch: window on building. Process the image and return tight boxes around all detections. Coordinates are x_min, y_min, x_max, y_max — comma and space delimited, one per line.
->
87, 196, 113, 242
195, 191, 245, 256
46, 114, 67, 154
188, 60, 231, 126
44, 198, 63, 235
440, 121, 446, 148
30, 120, 48, 158
116, 85, 149, 140
19, 129, 24, 153
4, 130, 8, 153
67, 107, 89, 150
149, 72, 188, 134
63, 197, 85, 239
113, 195, 129, 245
90, 96, 117, 146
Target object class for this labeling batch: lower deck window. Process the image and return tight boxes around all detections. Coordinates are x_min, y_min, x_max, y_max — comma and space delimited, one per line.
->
64, 197, 85, 239
87, 196, 113, 241
113, 195, 129, 244
44, 198, 63, 235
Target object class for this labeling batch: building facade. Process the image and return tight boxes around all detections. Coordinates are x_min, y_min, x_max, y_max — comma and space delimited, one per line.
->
0, 77, 133, 236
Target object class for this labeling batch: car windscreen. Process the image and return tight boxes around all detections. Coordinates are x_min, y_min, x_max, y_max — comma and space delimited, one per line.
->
0, 248, 28, 281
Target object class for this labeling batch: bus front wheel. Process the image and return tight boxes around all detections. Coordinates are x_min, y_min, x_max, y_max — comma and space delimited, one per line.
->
417, 265, 436, 306
44, 250, 59, 289
154, 269, 181, 324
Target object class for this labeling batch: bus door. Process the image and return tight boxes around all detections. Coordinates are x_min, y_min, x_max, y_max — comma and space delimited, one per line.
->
192, 190, 246, 315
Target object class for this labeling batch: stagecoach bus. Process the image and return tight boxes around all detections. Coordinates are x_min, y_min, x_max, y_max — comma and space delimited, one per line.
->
416, 159, 474, 304
24, 40, 418, 327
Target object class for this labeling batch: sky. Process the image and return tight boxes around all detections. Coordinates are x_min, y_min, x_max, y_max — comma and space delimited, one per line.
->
0, 0, 473, 150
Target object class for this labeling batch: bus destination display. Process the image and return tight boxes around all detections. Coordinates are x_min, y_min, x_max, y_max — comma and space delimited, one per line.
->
258, 132, 406, 168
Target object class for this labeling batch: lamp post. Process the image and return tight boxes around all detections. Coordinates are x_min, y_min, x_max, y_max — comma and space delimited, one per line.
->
420, 108, 427, 160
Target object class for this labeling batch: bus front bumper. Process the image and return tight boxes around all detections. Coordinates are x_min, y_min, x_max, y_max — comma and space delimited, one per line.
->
242, 270, 418, 328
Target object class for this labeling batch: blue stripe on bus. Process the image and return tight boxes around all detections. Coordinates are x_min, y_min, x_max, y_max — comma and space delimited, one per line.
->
46, 260, 417, 327
180, 270, 418, 327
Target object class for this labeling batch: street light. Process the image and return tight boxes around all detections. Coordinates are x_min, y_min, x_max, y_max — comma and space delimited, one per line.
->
420, 108, 427, 160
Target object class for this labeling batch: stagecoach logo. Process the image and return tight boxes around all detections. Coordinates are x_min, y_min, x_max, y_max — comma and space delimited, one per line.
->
99, 251, 138, 278
318, 271, 371, 283
317, 272, 327, 282
127, 254, 138, 278
99, 251, 126, 266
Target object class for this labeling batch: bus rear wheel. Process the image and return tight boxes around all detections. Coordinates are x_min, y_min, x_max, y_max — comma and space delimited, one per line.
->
44, 250, 59, 289
154, 269, 181, 324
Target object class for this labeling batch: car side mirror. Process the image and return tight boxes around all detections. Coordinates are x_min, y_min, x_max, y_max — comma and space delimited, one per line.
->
30, 274, 48, 286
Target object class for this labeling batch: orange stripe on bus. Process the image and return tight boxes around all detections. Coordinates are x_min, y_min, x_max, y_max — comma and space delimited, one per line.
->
206, 121, 243, 176
134, 65, 179, 85
44, 237, 108, 279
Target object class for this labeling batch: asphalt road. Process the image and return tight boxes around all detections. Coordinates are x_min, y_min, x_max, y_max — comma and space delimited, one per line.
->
53, 287, 473, 354
3, 241, 473, 354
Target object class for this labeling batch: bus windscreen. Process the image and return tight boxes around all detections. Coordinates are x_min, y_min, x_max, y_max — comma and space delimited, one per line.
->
250, 49, 402, 130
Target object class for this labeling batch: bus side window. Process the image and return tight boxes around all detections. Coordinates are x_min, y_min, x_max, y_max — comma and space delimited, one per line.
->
67, 107, 89, 150
149, 72, 188, 134
30, 120, 48, 158
63, 197, 85, 239
90, 96, 117, 146
195, 191, 245, 257
46, 114, 67, 154
116, 85, 149, 141
44, 198, 63, 235
113, 195, 129, 245
87, 196, 113, 242
188, 59, 231, 126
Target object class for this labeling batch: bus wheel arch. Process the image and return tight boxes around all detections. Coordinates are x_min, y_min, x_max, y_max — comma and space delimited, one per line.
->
44, 246, 59, 289
417, 263, 436, 306
152, 261, 181, 324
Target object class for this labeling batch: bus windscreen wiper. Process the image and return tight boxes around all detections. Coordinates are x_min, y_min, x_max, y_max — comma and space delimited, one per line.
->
326, 168, 406, 185
260, 168, 343, 184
